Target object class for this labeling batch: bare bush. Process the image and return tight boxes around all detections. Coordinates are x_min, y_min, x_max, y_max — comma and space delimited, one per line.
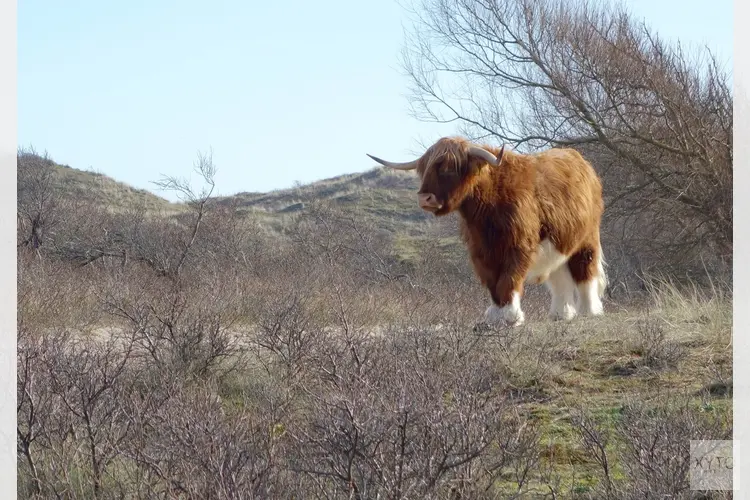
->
571, 394, 732, 499
286, 327, 542, 499
99, 270, 246, 381
253, 290, 327, 385
631, 316, 685, 370
120, 380, 288, 499
17, 326, 138, 499
617, 397, 731, 499
288, 200, 404, 287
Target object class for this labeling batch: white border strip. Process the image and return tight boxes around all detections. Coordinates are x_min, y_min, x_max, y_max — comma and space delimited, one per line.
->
734, 0, 747, 493
0, 0, 18, 491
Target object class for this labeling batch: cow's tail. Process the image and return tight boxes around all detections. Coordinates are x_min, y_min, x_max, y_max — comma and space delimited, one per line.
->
596, 243, 608, 299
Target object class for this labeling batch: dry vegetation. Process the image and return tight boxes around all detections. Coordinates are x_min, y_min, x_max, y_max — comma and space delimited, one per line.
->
17, 155, 732, 498
17, 0, 732, 498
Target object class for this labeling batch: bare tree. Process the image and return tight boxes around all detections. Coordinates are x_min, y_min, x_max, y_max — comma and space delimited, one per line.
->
17, 147, 61, 252
152, 148, 217, 280
56, 148, 222, 276
401, 0, 732, 281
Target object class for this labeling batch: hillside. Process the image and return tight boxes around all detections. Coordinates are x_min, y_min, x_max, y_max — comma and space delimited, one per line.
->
211, 167, 437, 234
19, 154, 467, 264
40, 156, 434, 231
32, 155, 462, 245
52, 162, 179, 214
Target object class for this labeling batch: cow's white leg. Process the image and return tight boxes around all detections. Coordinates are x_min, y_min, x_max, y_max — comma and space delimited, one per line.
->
485, 291, 525, 326
576, 278, 604, 316
545, 265, 577, 321
575, 248, 606, 316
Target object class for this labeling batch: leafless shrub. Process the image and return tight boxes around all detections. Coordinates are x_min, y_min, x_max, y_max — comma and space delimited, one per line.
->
17, 329, 59, 498
120, 379, 289, 499
194, 200, 265, 272
288, 200, 405, 286
18, 253, 104, 333
631, 316, 685, 370
698, 355, 732, 399
284, 326, 542, 499
145, 149, 217, 279
16, 323, 139, 499
617, 397, 731, 498
570, 394, 732, 499
99, 274, 245, 381
58, 213, 127, 268
569, 409, 617, 499
472, 322, 571, 399
37, 149, 238, 284
252, 290, 327, 384
46, 335, 137, 498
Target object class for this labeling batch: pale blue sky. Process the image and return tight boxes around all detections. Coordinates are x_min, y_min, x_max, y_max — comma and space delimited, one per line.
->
18, 0, 732, 201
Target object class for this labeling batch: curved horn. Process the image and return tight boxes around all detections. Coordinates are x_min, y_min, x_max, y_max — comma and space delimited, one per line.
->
366, 153, 419, 171
467, 145, 502, 166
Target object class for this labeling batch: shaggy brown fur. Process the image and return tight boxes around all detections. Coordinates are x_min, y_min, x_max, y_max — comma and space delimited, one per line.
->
368, 136, 606, 324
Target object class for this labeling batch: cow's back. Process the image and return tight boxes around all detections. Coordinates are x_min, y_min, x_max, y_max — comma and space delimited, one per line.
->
532, 148, 603, 254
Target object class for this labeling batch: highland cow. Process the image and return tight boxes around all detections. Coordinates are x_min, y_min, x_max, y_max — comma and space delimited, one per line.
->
367, 136, 606, 326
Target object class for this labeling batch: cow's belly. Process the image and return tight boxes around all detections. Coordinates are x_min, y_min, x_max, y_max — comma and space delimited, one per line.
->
525, 239, 569, 284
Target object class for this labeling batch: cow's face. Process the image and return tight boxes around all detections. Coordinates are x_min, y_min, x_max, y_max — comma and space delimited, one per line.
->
366, 137, 504, 217
416, 150, 478, 216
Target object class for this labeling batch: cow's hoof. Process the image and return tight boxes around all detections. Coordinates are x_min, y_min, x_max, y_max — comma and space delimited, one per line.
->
484, 304, 525, 327
548, 304, 577, 321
